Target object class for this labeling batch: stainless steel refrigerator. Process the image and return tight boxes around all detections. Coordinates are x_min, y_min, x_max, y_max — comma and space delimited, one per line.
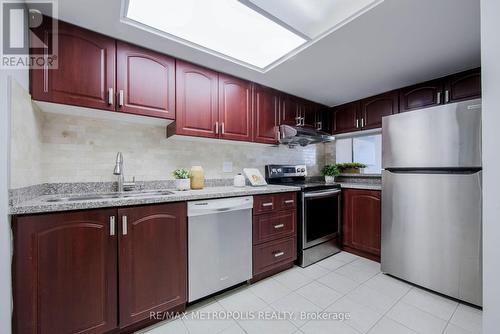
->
381, 98, 482, 306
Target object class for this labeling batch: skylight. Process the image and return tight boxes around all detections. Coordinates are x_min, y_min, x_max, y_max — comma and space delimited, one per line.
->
125, 0, 307, 69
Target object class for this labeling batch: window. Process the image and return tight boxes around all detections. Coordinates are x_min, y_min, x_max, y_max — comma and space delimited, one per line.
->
335, 134, 382, 173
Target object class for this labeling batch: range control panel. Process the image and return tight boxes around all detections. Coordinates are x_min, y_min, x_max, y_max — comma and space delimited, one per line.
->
265, 164, 307, 178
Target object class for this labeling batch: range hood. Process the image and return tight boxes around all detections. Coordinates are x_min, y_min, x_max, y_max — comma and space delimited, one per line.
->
279, 125, 335, 147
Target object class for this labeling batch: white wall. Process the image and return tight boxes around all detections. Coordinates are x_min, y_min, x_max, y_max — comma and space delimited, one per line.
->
481, 0, 500, 332
0, 69, 29, 334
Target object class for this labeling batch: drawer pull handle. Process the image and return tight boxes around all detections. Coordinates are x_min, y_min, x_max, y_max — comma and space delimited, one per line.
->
262, 202, 273, 207
274, 224, 285, 229
274, 251, 285, 258
284, 200, 294, 204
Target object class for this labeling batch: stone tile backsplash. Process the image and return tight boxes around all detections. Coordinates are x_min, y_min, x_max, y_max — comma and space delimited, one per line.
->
10, 82, 327, 188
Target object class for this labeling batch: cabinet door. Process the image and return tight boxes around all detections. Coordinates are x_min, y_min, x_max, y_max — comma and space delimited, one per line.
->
175, 61, 219, 138
399, 79, 444, 112
281, 95, 300, 126
318, 108, 332, 133
302, 102, 318, 128
342, 189, 381, 259
30, 19, 116, 111
332, 102, 360, 134
118, 203, 187, 328
445, 68, 481, 103
253, 85, 279, 144
13, 209, 118, 334
218, 74, 253, 141
360, 91, 399, 129
116, 41, 175, 119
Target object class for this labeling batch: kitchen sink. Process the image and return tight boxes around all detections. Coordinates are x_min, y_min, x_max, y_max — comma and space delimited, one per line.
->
44, 190, 175, 202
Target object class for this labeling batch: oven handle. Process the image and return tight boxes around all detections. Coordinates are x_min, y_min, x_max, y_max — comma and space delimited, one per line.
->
304, 189, 341, 199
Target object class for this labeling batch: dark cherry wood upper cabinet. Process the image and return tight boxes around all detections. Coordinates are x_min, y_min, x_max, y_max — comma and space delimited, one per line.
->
342, 189, 381, 261
253, 85, 279, 144
174, 61, 219, 138
399, 79, 444, 112
218, 74, 253, 141
116, 41, 175, 119
318, 108, 332, 133
301, 102, 318, 128
30, 20, 116, 111
13, 209, 118, 334
118, 203, 187, 328
444, 68, 481, 103
332, 101, 360, 134
360, 91, 399, 129
281, 95, 300, 126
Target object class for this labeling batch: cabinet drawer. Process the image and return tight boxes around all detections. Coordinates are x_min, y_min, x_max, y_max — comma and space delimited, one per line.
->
253, 194, 278, 214
278, 192, 297, 210
253, 237, 296, 275
253, 210, 295, 244
253, 192, 297, 214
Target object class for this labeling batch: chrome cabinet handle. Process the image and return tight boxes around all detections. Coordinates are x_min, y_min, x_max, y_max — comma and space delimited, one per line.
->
215, 121, 219, 134
262, 202, 273, 207
110, 216, 116, 236
274, 251, 285, 258
445, 90, 450, 103
356, 119, 359, 128
119, 89, 124, 107
108, 88, 114, 105
284, 200, 294, 204
361, 118, 365, 128
437, 91, 442, 104
274, 224, 285, 229
221, 122, 225, 134
122, 216, 128, 236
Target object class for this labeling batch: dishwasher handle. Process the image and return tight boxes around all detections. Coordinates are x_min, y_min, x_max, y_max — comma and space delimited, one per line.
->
188, 196, 254, 217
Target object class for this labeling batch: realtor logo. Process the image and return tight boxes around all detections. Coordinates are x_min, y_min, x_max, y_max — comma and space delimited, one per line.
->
1, 0, 58, 69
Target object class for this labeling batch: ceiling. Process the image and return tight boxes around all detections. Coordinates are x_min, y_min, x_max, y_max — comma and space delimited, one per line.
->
54, 0, 480, 107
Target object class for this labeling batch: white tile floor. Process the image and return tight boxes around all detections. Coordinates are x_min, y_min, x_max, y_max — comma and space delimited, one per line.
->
138, 252, 482, 334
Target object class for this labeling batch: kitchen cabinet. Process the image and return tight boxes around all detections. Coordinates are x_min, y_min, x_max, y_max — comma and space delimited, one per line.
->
118, 203, 187, 328
342, 189, 381, 262
30, 20, 116, 111
399, 79, 444, 112
171, 61, 219, 138
218, 74, 253, 141
13, 203, 187, 334
318, 108, 332, 133
251, 192, 298, 281
116, 41, 175, 119
301, 101, 318, 128
253, 85, 280, 144
444, 68, 481, 103
359, 91, 399, 129
281, 95, 300, 126
332, 102, 360, 134
13, 209, 118, 334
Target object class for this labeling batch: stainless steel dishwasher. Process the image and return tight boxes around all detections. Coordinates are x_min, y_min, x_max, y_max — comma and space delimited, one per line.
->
187, 196, 253, 302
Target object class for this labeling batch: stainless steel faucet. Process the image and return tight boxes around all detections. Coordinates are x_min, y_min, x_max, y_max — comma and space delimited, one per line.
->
113, 152, 125, 192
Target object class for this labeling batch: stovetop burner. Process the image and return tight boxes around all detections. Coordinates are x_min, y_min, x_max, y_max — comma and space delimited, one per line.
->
264, 164, 340, 191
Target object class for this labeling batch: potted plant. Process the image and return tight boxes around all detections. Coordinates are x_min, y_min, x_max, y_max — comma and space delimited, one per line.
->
173, 168, 191, 191
321, 164, 341, 184
335, 162, 367, 174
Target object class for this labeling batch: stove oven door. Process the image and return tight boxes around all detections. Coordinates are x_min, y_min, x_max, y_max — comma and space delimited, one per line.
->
302, 189, 341, 248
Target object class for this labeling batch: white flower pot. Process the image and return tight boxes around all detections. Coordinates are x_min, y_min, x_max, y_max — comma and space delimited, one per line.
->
175, 178, 191, 191
325, 175, 336, 184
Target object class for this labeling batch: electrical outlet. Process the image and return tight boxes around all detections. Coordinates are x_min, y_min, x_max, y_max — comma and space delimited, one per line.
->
223, 161, 233, 173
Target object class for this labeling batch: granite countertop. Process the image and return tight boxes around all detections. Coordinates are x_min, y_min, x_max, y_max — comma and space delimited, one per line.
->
9, 185, 301, 215
337, 183, 382, 191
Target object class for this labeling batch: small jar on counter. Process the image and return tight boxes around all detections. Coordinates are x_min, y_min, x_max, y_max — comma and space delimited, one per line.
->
190, 166, 204, 189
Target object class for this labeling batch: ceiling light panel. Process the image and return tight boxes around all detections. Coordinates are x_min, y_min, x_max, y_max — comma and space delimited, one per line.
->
125, 0, 307, 69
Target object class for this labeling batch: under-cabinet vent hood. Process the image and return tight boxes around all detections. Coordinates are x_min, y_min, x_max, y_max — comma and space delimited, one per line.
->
279, 125, 335, 147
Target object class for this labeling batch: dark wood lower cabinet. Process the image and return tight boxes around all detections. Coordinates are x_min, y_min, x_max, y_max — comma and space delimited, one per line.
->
12, 203, 187, 334
342, 189, 381, 262
118, 203, 187, 328
13, 209, 118, 334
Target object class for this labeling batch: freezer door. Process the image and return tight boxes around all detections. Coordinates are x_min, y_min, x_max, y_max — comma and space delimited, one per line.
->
381, 170, 482, 306
382, 99, 482, 168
